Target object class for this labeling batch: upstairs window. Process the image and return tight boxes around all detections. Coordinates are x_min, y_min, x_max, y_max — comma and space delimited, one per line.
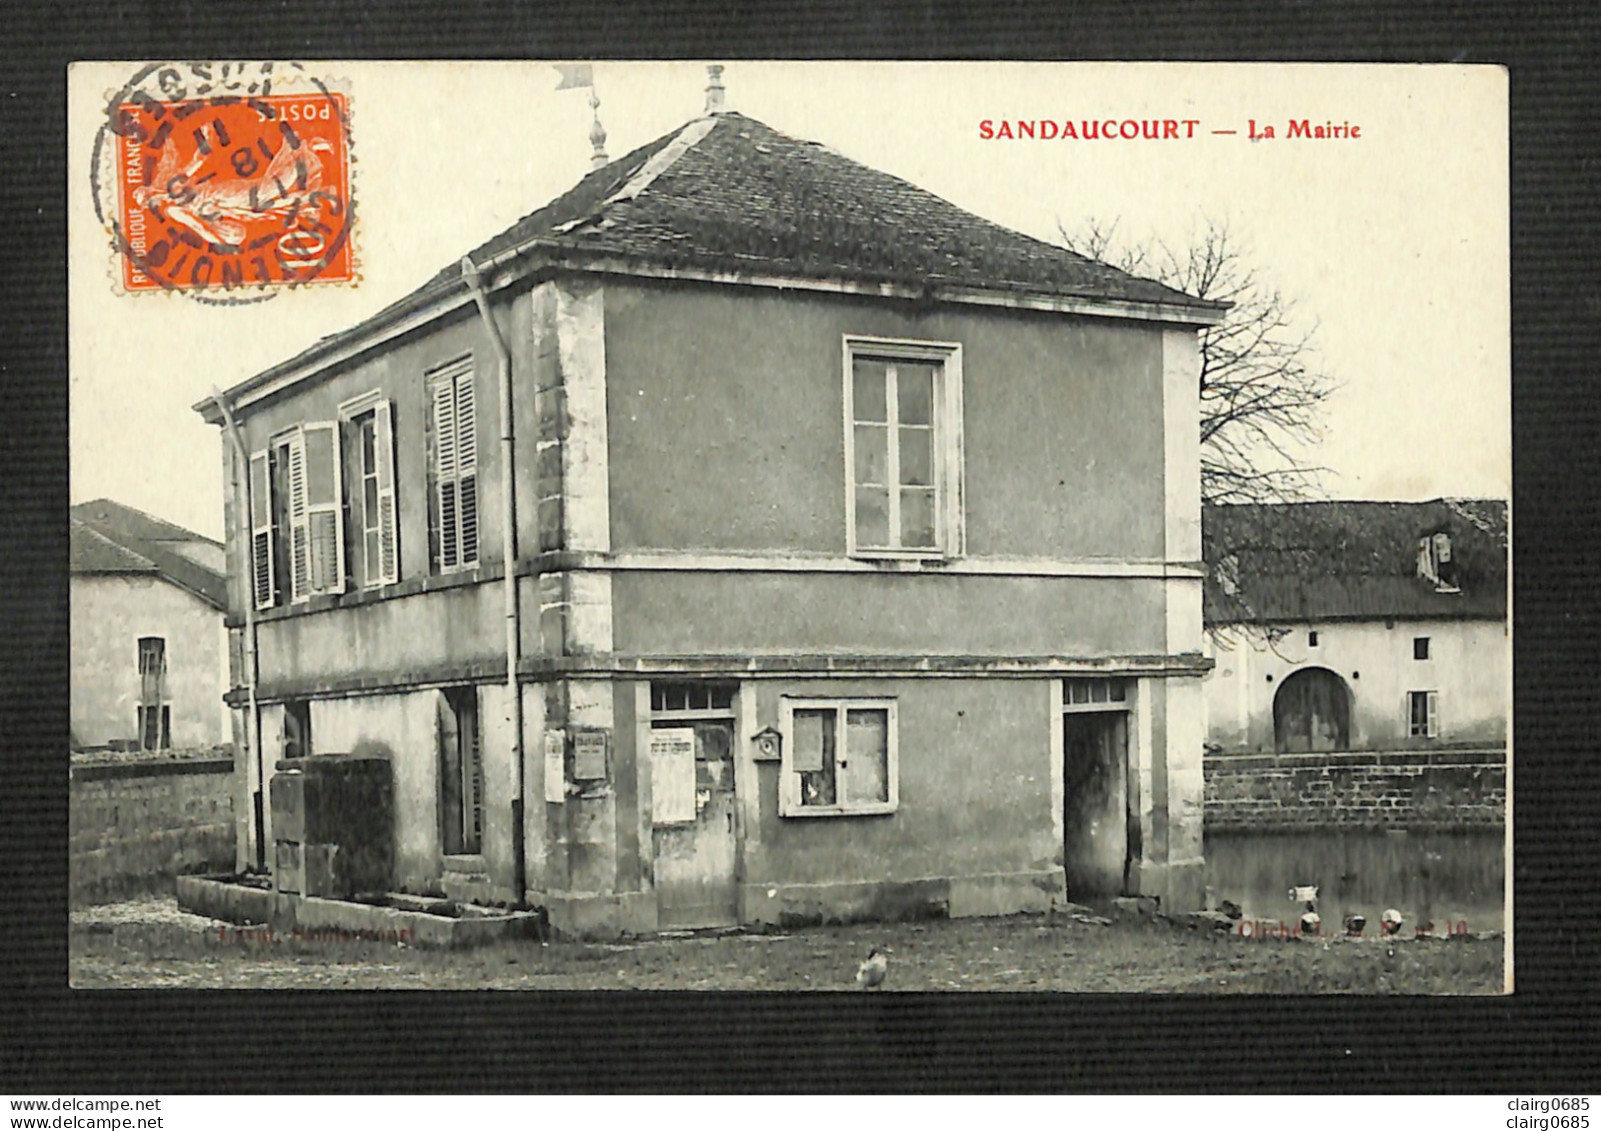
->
1413, 636, 1430, 660
844, 337, 962, 558
338, 391, 401, 589
1417, 531, 1459, 593
780, 697, 898, 817
249, 423, 346, 609
427, 358, 479, 572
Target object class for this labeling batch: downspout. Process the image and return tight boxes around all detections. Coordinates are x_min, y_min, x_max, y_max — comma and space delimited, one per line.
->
209, 388, 266, 872
460, 256, 526, 902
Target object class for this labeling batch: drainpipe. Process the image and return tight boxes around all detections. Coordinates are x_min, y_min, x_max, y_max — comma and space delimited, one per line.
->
460, 255, 526, 902
209, 388, 266, 872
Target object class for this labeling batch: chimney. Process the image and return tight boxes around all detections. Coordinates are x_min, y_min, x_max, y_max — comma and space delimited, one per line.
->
588, 90, 608, 169
704, 64, 725, 114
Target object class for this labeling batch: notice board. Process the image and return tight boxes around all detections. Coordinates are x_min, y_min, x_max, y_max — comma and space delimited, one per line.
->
650, 728, 697, 825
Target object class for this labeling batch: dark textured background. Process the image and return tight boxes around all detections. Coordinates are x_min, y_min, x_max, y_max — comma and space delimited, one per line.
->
3, 1, 1597, 1093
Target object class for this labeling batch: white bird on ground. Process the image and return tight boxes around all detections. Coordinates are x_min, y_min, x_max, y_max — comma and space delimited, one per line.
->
856, 947, 888, 989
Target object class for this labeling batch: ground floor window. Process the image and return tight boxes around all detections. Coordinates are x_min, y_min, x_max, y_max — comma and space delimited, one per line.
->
136, 704, 170, 750
282, 699, 312, 759
1408, 690, 1439, 738
779, 697, 897, 816
439, 686, 483, 854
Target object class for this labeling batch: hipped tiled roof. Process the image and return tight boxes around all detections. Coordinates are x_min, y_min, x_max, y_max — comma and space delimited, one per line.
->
202, 110, 1222, 417
432, 112, 1220, 309
1203, 499, 1508, 624
71, 500, 228, 611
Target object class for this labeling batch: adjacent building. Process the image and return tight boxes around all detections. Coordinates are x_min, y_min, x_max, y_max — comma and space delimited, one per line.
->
1202, 498, 1509, 757
196, 103, 1225, 935
70, 499, 230, 751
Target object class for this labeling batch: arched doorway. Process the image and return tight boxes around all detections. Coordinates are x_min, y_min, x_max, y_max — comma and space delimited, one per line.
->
1273, 667, 1351, 752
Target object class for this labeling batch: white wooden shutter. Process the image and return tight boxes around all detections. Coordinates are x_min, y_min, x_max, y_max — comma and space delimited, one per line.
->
1426, 691, 1439, 738
286, 429, 311, 602
372, 400, 399, 585
455, 372, 479, 565
433, 377, 460, 569
249, 450, 275, 609
303, 420, 345, 595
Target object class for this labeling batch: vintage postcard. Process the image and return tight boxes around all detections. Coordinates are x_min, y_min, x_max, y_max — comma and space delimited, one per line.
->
67, 61, 1509, 991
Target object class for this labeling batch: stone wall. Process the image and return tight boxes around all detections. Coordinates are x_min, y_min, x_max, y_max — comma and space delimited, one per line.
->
70, 751, 236, 904
1203, 746, 1505, 832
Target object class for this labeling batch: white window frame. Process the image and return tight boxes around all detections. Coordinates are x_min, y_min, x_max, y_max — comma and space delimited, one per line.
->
1060, 677, 1131, 712
337, 390, 401, 588
779, 696, 898, 817
842, 336, 964, 560
1407, 690, 1439, 738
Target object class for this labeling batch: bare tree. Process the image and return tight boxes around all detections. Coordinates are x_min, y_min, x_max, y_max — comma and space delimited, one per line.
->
1059, 216, 1338, 505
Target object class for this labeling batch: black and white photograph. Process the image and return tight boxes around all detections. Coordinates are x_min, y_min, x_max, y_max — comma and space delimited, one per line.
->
65, 60, 1510, 993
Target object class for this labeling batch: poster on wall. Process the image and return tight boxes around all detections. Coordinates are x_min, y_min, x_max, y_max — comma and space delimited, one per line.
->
649, 728, 697, 825
543, 729, 566, 804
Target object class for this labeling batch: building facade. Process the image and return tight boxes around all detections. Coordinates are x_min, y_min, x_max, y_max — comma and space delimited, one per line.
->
199, 109, 1224, 935
70, 500, 231, 752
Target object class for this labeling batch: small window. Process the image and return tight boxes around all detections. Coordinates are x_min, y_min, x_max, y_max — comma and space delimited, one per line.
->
1063, 677, 1128, 710
1413, 636, 1430, 660
650, 681, 736, 714
1308, 630, 1319, 647
1408, 691, 1439, 739
136, 638, 169, 750
427, 359, 479, 573
845, 337, 963, 559
780, 698, 897, 816
1417, 532, 1459, 592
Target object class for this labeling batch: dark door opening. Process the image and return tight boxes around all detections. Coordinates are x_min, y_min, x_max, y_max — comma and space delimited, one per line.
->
1063, 710, 1132, 900
1273, 667, 1351, 753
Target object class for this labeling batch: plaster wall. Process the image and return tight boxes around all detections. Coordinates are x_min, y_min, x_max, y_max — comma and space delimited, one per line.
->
1204, 617, 1509, 752
71, 575, 227, 749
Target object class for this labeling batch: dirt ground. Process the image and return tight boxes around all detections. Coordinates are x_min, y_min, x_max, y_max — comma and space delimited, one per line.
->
67, 896, 1506, 992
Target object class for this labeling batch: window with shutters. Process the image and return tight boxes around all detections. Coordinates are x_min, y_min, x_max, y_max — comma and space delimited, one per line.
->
779, 697, 897, 817
136, 637, 169, 750
439, 686, 483, 855
1408, 690, 1439, 739
249, 424, 347, 608
427, 358, 479, 573
337, 391, 401, 589
844, 337, 963, 559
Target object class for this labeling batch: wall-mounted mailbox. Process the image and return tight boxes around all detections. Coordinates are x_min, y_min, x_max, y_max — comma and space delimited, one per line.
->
751, 726, 782, 761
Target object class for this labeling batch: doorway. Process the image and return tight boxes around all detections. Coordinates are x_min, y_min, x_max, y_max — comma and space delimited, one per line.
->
1273, 667, 1350, 753
1062, 702, 1133, 900
652, 719, 738, 928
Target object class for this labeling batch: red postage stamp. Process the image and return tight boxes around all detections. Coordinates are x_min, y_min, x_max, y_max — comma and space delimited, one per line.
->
110, 85, 353, 293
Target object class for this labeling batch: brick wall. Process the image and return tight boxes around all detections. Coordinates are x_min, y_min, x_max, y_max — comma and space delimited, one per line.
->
1203, 746, 1505, 832
70, 750, 236, 904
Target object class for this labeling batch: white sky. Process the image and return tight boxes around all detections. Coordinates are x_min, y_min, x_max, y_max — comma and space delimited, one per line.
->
68, 61, 1509, 541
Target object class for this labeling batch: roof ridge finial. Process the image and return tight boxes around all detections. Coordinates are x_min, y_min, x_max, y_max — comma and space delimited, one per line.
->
588, 88, 608, 170
705, 64, 725, 114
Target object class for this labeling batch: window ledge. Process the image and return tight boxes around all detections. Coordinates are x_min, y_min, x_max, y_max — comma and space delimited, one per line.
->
779, 803, 897, 819
441, 853, 487, 874
231, 560, 505, 627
